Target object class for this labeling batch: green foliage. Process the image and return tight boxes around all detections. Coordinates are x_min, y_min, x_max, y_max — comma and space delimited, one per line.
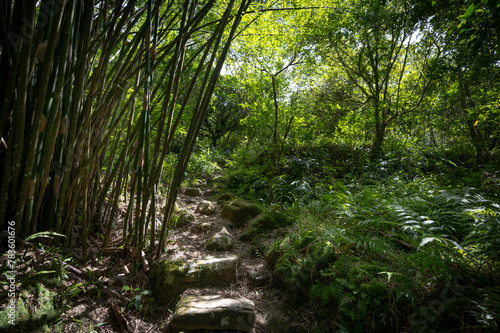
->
200, 75, 248, 148
184, 142, 222, 185
25, 231, 66, 242
122, 285, 152, 311
256, 152, 499, 331
241, 206, 295, 241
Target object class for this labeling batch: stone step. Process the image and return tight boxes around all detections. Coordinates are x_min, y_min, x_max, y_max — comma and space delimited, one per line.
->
206, 226, 234, 251
170, 294, 255, 332
150, 254, 240, 304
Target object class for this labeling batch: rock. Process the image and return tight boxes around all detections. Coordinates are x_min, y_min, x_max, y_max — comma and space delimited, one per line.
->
204, 188, 221, 197
149, 261, 189, 305
0, 282, 58, 331
240, 207, 294, 241
185, 187, 202, 197
149, 255, 240, 304
217, 192, 236, 204
175, 211, 195, 228
221, 200, 261, 227
249, 270, 272, 288
192, 222, 213, 234
183, 197, 196, 204
206, 227, 234, 251
195, 200, 215, 215
263, 302, 292, 333
185, 254, 240, 284
170, 295, 255, 332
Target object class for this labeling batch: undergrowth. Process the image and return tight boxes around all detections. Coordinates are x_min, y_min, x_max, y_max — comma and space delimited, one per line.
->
218, 142, 499, 332
265, 179, 500, 332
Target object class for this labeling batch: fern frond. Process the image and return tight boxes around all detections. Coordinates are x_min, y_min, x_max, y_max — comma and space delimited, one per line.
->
340, 293, 356, 306
355, 235, 396, 259
310, 282, 325, 301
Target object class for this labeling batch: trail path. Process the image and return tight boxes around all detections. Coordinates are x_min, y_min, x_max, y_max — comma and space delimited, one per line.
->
158, 188, 295, 332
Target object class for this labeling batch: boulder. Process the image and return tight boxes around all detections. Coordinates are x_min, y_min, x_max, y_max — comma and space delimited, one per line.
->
240, 207, 294, 241
217, 192, 236, 204
170, 295, 255, 332
221, 200, 261, 227
149, 255, 240, 304
206, 227, 233, 251
191, 222, 213, 234
184, 188, 202, 197
195, 200, 215, 215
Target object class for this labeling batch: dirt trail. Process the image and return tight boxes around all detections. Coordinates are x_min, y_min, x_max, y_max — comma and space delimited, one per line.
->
163, 189, 284, 332
59, 189, 305, 333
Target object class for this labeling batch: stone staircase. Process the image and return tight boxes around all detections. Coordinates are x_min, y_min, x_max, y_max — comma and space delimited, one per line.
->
149, 188, 275, 332
170, 295, 255, 331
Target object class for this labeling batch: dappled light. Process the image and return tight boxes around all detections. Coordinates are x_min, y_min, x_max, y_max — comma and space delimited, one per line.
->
0, 0, 499, 331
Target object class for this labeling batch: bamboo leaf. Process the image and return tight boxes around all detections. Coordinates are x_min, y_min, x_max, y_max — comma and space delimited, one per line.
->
25, 231, 66, 241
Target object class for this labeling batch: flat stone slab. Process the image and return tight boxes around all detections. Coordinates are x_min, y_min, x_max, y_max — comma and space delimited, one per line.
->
170, 295, 255, 332
150, 255, 240, 304
185, 254, 239, 283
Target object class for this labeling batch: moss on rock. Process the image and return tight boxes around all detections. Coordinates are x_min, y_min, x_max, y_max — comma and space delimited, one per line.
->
0, 282, 58, 332
185, 187, 202, 197
174, 211, 195, 228
149, 260, 189, 305
149, 255, 240, 305
240, 208, 294, 241
221, 200, 261, 226
217, 192, 236, 204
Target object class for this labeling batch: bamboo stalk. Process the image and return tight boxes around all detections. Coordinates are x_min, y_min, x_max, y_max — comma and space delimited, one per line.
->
15, 0, 66, 235
0, 1, 37, 229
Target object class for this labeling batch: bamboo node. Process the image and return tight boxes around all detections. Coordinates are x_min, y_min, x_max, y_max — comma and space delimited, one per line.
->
28, 177, 37, 198
36, 41, 48, 62
60, 116, 68, 134
139, 148, 144, 167
40, 114, 47, 133
53, 175, 60, 195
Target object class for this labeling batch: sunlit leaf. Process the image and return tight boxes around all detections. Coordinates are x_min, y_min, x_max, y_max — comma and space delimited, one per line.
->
420, 237, 436, 247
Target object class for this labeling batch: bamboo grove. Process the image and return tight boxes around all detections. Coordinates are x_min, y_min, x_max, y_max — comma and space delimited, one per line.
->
0, 0, 250, 260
